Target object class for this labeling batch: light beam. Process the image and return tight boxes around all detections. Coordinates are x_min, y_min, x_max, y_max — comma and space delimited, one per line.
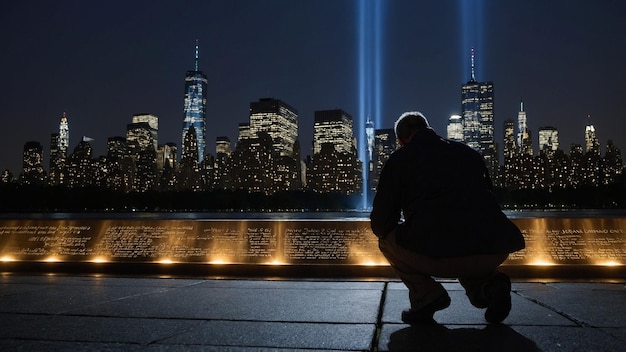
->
358, 0, 384, 209
460, 0, 484, 81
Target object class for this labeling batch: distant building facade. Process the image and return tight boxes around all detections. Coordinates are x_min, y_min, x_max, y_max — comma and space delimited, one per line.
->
249, 98, 298, 158
231, 98, 301, 194
49, 112, 69, 186
461, 50, 497, 178
446, 114, 463, 142
20, 141, 46, 185
181, 41, 208, 163
126, 114, 158, 192
370, 128, 396, 192
307, 109, 362, 195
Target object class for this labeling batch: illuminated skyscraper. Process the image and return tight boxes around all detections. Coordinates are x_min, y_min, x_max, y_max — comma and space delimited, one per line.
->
66, 138, 95, 188
213, 136, 232, 190
157, 142, 178, 191
249, 98, 298, 157
308, 109, 362, 194
107, 136, 128, 160
365, 117, 375, 194
461, 49, 496, 176
179, 125, 200, 191
569, 144, 584, 188
517, 101, 533, 156
59, 112, 69, 154
366, 117, 375, 160
49, 112, 69, 186
584, 115, 600, 155
234, 99, 300, 193
181, 40, 208, 162
20, 141, 46, 185
538, 126, 559, 153
446, 114, 463, 142
106, 136, 133, 192
1, 169, 13, 184
156, 143, 176, 171
132, 113, 158, 151
583, 115, 601, 187
127, 114, 158, 192
371, 128, 396, 191
313, 109, 355, 155
501, 119, 518, 189
216, 136, 232, 155
237, 123, 253, 142
503, 119, 516, 160
603, 140, 623, 185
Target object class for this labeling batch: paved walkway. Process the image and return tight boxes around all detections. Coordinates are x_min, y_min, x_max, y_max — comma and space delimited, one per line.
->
0, 274, 624, 351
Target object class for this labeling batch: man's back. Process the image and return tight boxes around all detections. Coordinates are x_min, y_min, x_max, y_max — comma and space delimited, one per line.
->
372, 127, 524, 257
392, 128, 489, 212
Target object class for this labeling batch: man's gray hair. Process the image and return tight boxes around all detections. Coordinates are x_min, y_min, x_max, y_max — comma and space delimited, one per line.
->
394, 111, 430, 140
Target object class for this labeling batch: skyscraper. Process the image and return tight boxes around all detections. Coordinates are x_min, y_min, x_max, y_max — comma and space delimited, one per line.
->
518, 101, 533, 156
366, 117, 375, 161
502, 119, 517, 161
603, 140, 623, 185
179, 125, 200, 191
371, 128, 396, 191
49, 112, 69, 186
538, 126, 559, 153
127, 114, 158, 192
66, 138, 95, 188
249, 98, 298, 157
308, 109, 361, 194
231, 99, 300, 194
446, 114, 463, 142
132, 113, 158, 151
181, 41, 208, 162
584, 115, 600, 155
213, 136, 232, 190
365, 117, 375, 194
20, 141, 46, 185
106, 136, 133, 192
313, 109, 355, 155
461, 49, 496, 176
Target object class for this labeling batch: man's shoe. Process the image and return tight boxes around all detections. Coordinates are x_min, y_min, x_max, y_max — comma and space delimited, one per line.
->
401, 294, 451, 325
484, 272, 512, 323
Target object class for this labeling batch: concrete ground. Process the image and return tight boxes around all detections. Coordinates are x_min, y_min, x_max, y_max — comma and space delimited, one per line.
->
0, 274, 624, 351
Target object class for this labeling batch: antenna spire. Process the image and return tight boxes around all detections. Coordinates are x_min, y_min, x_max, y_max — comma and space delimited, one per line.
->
470, 47, 476, 81
194, 39, 199, 71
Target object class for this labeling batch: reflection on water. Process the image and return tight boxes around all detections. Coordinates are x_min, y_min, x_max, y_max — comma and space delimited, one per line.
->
0, 211, 372, 220
1, 209, 626, 220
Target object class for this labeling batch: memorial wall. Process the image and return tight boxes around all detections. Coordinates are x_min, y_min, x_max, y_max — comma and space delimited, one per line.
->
0, 216, 624, 267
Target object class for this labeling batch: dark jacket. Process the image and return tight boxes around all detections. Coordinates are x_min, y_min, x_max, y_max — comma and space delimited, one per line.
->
370, 128, 525, 257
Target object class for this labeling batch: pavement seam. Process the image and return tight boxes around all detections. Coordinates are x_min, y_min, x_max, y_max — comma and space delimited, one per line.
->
55, 287, 173, 315
370, 281, 388, 352
514, 291, 591, 327
0, 311, 374, 325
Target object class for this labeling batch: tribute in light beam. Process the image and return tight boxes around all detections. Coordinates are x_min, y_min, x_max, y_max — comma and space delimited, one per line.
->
357, 0, 384, 209
460, 0, 484, 81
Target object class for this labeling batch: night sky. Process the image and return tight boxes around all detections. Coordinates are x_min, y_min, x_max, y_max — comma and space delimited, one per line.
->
1, 0, 624, 175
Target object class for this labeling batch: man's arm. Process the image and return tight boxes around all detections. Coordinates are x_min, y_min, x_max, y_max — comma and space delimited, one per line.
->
370, 157, 402, 239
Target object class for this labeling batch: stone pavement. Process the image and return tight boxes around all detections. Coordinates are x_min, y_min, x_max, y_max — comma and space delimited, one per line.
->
0, 274, 624, 351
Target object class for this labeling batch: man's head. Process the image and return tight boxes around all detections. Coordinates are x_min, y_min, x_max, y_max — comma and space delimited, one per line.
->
394, 111, 430, 146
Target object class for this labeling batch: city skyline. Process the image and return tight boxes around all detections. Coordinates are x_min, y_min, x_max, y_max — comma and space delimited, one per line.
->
1, 1, 625, 174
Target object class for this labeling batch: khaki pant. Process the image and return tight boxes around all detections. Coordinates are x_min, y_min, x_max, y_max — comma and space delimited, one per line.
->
379, 230, 508, 310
